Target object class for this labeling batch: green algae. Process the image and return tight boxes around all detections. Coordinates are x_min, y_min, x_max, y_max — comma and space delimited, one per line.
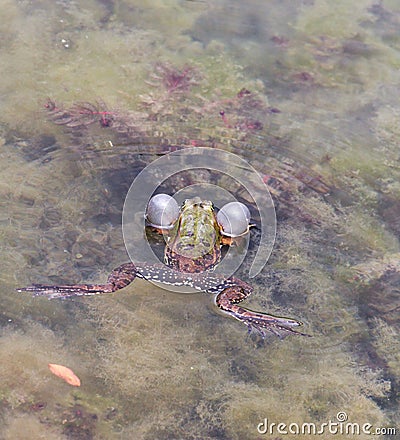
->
84, 290, 391, 439
295, 0, 375, 39
0, 323, 126, 438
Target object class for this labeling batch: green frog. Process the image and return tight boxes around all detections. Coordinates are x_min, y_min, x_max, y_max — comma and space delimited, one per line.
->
18, 196, 308, 338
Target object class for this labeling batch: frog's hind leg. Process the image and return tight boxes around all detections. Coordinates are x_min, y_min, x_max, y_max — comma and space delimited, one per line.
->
215, 286, 310, 338
17, 263, 137, 299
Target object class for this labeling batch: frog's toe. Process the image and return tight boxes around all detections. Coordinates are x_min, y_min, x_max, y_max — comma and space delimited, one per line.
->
239, 312, 311, 338
17, 283, 112, 299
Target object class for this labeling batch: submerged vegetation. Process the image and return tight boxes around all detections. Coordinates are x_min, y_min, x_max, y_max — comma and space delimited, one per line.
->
0, 0, 399, 438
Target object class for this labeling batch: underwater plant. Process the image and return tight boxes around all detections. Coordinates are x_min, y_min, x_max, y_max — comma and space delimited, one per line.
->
45, 99, 114, 128
146, 62, 200, 94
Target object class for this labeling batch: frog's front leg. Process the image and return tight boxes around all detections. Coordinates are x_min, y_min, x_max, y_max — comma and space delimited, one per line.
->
214, 278, 310, 338
17, 262, 137, 299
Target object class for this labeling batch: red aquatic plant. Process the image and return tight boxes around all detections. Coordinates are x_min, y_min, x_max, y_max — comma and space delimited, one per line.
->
271, 35, 290, 47
44, 62, 277, 142
45, 98, 114, 128
146, 62, 200, 93
199, 88, 272, 133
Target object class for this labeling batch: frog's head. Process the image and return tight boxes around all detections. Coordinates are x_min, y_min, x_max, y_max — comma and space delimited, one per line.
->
146, 194, 251, 237
181, 196, 212, 213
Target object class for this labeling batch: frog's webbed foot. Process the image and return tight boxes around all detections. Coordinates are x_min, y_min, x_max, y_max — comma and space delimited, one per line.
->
17, 263, 137, 300
242, 312, 309, 339
215, 286, 310, 338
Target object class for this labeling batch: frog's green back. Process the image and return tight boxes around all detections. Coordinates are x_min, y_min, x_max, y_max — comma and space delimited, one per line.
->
165, 198, 222, 272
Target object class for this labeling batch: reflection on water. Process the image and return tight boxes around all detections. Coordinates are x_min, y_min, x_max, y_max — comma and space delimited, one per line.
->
0, 0, 399, 438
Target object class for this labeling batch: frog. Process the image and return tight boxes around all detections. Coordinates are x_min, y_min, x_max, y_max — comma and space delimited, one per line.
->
18, 195, 309, 338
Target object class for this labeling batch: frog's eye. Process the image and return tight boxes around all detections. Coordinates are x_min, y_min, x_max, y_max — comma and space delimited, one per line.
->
145, 194, 179, 229
217, 202, 251, 237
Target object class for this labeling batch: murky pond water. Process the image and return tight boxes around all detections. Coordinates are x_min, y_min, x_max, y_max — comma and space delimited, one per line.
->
1, 0, 399, 439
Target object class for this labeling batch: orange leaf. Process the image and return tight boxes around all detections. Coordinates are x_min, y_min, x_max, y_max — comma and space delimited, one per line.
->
48, 363, 81, 387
